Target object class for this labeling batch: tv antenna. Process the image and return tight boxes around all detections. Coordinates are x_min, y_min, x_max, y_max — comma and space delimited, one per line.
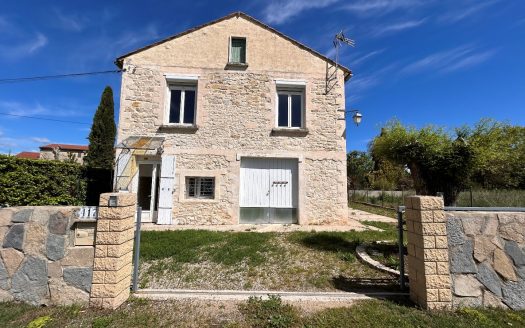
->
333, 30, 355, 72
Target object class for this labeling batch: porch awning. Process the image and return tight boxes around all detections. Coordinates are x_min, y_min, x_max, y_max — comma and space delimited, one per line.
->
115, 136, 164, 156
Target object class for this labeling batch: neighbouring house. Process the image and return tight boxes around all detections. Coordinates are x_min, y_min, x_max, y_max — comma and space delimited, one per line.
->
39, 144, 88, 164
114, 12, 352, 225
15, 151, 40, 159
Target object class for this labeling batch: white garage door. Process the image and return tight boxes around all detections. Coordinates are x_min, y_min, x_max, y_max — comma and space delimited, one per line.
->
240, 158, 298, 224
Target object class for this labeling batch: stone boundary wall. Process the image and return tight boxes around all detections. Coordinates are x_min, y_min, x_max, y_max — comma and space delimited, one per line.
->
405, 195, 525, 311
0, 206, 94, 305
447, 211, 525, 310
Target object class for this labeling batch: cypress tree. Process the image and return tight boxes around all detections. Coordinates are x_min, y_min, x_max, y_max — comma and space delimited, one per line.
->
85, 86, 116, 169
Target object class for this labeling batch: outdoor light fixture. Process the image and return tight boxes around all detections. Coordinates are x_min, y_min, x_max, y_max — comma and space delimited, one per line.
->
108, 195, 118, 207
346, 109, 363, 126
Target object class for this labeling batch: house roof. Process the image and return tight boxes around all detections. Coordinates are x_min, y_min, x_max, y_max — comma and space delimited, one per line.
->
115, 12, 352, 81
15, 151, 40, 159
39, 144, 89, 151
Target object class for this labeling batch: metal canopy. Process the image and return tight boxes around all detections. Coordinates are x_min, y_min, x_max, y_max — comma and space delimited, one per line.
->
115, 136, 164, 155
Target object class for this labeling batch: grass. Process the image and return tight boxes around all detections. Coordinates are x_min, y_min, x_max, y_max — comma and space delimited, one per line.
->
138, 225, 400, 291
349, 201, 397, 218
1, 297, 525, 328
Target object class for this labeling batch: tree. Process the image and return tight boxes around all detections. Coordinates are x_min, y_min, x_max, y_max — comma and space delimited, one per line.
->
346, 151, 373, 190
371, 120, 475, 205
84, 86, 116, 169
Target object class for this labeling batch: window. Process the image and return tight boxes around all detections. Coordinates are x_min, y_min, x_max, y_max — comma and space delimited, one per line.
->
186, 177, 215, 199
277, 90, 304, 128
229, 37, 246, 64
167, 85, 196, 125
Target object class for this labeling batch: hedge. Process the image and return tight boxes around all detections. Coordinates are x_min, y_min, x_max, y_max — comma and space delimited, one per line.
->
0, 155, 112, 206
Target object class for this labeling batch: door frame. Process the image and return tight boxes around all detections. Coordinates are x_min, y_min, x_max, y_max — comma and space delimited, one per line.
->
134, 159, 161, 223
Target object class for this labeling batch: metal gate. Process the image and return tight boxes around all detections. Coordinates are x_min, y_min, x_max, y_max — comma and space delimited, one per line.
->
239, 158, 298, 224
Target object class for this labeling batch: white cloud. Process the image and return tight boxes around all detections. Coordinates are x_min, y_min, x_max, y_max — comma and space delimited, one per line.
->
0, 100, 85, 118
263, 0, 340, 25
53, 8, 89, 32
343, 0, 425, 15
370, 19, 426, 37
0, 33, 48, 59
351, 49, 386, 66
402, 45, 495, 74
437, 1, 499, 24
30, 137, 50, 143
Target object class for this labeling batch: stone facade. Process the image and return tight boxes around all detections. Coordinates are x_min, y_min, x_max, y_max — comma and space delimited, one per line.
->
115, 13, 350, 225
0, 206, 94, 305
447, 211, 525, 310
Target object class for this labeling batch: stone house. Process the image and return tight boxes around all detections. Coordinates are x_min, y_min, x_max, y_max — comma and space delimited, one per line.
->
114, 12, 352, 225
39, 144, 88, 164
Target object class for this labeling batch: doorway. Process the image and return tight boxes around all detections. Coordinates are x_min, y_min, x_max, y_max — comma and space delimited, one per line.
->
239, 157, 298, 224
137, 162, 160, 223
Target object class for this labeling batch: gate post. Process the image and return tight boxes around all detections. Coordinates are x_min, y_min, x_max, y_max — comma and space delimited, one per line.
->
405, 196, 452, 310
90, 192, 136, 309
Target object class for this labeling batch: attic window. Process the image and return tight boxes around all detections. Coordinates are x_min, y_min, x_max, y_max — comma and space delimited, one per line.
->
229, 37, 246, 64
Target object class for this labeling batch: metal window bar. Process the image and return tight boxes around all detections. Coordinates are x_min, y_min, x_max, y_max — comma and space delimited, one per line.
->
186, 177, 215, 199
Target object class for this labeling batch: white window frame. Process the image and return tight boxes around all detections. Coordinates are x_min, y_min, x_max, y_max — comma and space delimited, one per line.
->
228, 36, 247, 64
276, 89, 305, 128
185, 176, 215, 199
165, 84, 197, 125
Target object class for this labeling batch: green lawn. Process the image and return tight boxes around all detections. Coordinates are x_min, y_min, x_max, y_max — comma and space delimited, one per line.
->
138, 225, 399, 291
1, 297, 524, 328
350, 201, 398, 218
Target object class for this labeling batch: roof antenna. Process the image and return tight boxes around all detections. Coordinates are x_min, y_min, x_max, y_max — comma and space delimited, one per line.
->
333, 30, 355, 74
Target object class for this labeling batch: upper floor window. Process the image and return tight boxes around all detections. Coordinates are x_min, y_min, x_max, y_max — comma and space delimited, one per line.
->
167, 84, 196, 125
229, 37, 246, 64
277, 89, 304, 128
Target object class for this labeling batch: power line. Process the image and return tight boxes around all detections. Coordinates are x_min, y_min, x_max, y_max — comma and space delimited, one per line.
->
0, 112, 90, 125
0, 69, 123, 84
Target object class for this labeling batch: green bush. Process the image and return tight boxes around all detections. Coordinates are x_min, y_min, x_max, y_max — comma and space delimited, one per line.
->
0, 154, 113, 206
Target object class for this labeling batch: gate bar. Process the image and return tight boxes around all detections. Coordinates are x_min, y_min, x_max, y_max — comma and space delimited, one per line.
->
132, 206, 142, 292
397, 205, 406, 290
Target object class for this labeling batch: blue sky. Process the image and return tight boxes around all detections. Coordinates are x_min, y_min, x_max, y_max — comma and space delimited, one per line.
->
0, 0, 524, 154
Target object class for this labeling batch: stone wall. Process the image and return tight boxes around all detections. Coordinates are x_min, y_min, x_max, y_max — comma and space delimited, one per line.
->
116, 14, 349, 225
447, 211, 525, 310
405, 195, 525, 311
0, 207, 94, 305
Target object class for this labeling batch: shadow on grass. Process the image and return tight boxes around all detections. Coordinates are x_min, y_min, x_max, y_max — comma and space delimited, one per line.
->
294, 232, 359, 253
331, 275, 410, 304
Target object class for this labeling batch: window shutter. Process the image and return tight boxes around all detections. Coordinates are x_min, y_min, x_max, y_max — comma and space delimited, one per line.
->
157, 155, 175, 224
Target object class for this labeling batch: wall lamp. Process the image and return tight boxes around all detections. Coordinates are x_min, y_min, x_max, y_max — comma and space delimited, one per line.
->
346, 109, 363, 126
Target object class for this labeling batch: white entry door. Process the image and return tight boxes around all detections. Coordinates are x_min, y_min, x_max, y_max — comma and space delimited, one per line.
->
136, 162, 160, 223
240, 158, 298, 224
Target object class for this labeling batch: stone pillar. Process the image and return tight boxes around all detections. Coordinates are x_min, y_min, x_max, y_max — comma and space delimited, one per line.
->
405, 196, 452, 310
89, 193, 136, 309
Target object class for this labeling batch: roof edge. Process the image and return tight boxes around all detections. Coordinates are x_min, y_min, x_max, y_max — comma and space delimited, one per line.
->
114, 12, 352, 80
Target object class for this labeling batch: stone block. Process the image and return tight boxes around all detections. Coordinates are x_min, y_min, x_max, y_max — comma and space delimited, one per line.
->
92, 271, 105, 284
49, 278, 89, 305
99, 193, 137, 207
95, 245, 107, 258
427, 289, 439, 302
104, 263, 132, 284
0, 248, 24, 276
95, 220, 110, 232
499, 221, 525, 244
423, 236, 436, 248
476, 262, 502, 297
483, 290, 508, 309
0, 209, 14, 226
450, 240, 477, 273
439, 289, 452, 302
61, 247, 94, 266
90, 276, 130, 298
502, 280, 525, 310
427, 302, 451, 310
436, 262, 450, 275
462, 215, 484, 236
474, 236, 496, 263
424, 249, 449, 262
97, 206, 135, 221
107, 239, 134, 258
12, 209, 33, 223
3, 224, 25, 251
0, 260, 9, 289
48, 212, 69, 235
95, 229, 134, 245
482, 217, 499, 236
453, 296, 482, 308
93, 255, 132, 271
11, 256, 49, 305
425, 262, 437, 275
446, 218, 466, 247
435, 236, 448, 249
48, 261, 62, 278
453, 274, 482, 297
24, 223, 48, 255
31, 208, 50, 225
46, 234, 66, 261
422, 223, 447, 236
0, 227, 8, 242
417, 197, 444, 211
504, 240, 525, 266
433, 210, 446, 223
494, 248, 518, 281
110, 218, 135, 232
0, 289, 13, 302
426, 274, 451, 289
63, 267, 93, 292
